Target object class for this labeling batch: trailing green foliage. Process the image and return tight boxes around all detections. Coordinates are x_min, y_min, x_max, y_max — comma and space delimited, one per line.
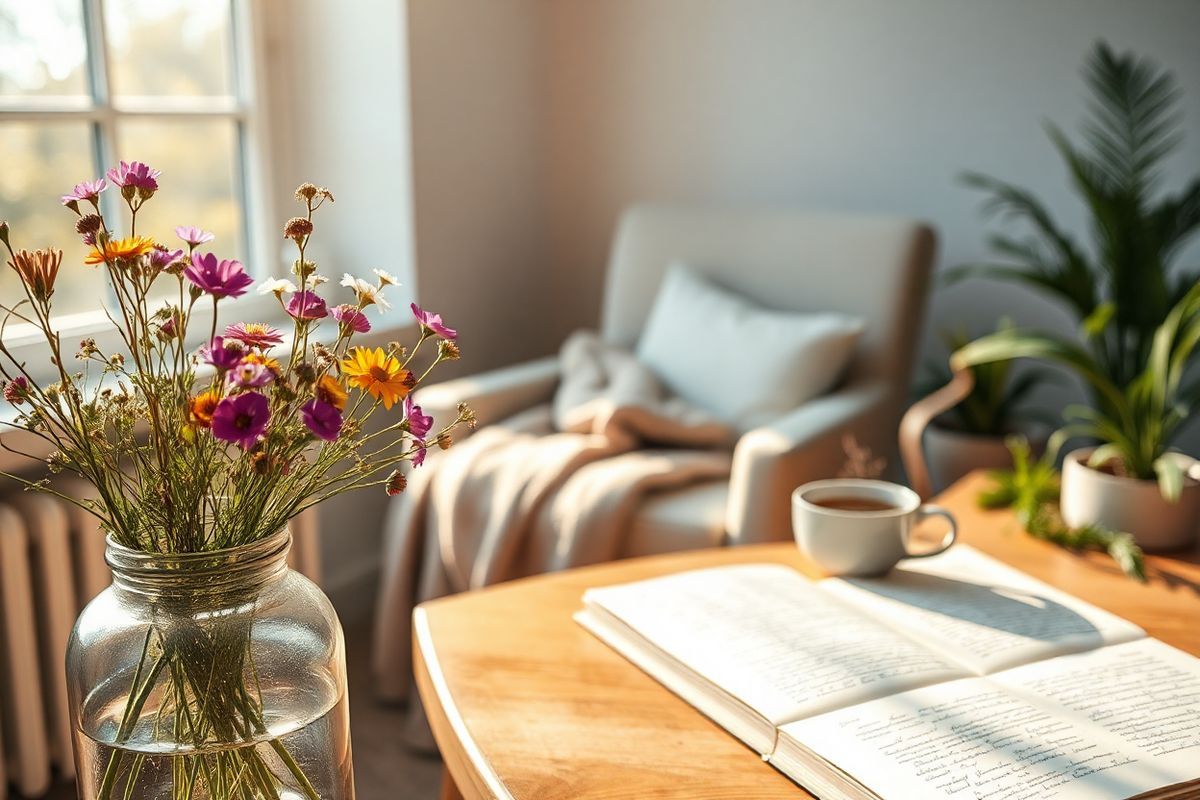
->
949, 41, 1200, 498
979, 436, 1146, 582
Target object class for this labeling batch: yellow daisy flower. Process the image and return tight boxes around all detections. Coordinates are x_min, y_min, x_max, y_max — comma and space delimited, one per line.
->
84, 236, 156, 265
341, 347, 412, 410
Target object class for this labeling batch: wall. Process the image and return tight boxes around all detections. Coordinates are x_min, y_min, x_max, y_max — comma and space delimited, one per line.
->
406, 0, 551, 372
540, 0, 1200, 447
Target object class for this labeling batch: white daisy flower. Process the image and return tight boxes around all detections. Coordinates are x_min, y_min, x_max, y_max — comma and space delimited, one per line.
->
341, 273, 391, 310
340, 273, 367, 290
257, 278, 297, 296
373, 268, 400, 287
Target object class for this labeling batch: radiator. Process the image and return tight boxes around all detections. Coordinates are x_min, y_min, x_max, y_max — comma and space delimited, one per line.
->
0, 483, 321, 799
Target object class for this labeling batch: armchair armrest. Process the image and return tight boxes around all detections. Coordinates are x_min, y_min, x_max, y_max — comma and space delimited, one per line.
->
416, 356, 560, 432
725, 382, 894, 545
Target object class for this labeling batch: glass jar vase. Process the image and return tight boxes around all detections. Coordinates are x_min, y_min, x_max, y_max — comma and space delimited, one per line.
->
66, 529, 355, 800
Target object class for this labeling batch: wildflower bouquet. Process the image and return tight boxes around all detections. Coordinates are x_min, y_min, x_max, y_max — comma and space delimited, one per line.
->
0, 164, 472, 799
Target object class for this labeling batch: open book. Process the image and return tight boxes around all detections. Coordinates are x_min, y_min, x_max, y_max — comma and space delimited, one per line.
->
575, 546, 1200, 799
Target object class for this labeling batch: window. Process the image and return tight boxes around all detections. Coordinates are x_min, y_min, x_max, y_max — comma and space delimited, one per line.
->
0, 0, 263, 321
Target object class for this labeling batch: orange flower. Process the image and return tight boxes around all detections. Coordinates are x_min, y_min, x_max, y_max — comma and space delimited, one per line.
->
241, 352, 282, 377
316, 374, 348, 411
189, 390, 221, 428
341, 347, 411, 410
8, 248, 63, 302
84, 236, 155, 265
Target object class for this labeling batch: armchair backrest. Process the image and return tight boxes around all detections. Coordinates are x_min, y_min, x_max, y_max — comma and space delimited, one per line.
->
600, 205, 937, 393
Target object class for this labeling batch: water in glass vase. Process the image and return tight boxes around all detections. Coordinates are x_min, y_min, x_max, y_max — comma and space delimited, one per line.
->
73, 694, 353, 800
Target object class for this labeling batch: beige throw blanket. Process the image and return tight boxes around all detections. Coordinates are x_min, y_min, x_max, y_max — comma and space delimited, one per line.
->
372, 331, 733, 708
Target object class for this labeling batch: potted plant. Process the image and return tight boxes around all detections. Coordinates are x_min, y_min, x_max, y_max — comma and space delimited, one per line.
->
916, 323, 1053, 492
949, 42, 1200, 550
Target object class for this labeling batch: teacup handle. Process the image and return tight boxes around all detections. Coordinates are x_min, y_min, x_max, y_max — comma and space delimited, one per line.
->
906, 504, 958, 558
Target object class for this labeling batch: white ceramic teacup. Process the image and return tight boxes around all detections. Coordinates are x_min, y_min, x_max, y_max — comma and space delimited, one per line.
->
792, 479, 957, 577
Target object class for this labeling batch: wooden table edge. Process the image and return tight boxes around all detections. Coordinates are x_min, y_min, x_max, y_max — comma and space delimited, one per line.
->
413, 606, 515, 800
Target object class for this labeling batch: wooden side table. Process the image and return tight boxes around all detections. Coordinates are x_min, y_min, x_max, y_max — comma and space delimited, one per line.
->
413, 472, 1200, 799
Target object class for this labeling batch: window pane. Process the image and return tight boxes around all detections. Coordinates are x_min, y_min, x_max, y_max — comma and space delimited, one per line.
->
0, 122, 106, 317
104, 0, 235, 100
0, 0, 89, 102
116, 118, 243, 279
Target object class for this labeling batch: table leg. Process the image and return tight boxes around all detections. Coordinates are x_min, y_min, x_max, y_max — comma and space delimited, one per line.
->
439, 767, 465, 800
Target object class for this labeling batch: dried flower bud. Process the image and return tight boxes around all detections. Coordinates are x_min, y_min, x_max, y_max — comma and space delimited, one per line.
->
45, 384, 60, 401
109, 353, 125, 367
385, 470, 408, 496
316, 186, 335, 203
291, 258, 317, 279
0, 220, 9, 246
283, 216, 313, 241
156, 316, 177, 341
437, 432, 453, 450
457, 402, 477, 429
120, 184, 137, 202
63, 198, 80, 215
75, 214, 103, 240
295, 182, 319, 202
3, 376, 29, 404
77, 338, 98, 359
294, 362, 317, 385
46, 451, 66, 474
438, 339, 461, 361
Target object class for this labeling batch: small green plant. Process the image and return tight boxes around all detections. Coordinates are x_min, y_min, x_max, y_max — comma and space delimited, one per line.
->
917, 323, 1053, 436
980, 437, 1146, 581
957, 282, 1200, 500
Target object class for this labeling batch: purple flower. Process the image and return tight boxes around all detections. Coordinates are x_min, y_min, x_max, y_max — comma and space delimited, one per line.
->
332, 303, 370, 333
148, 245, 185, 271
412, 445, 428, 468
411, 303, 457, 339
175, 226, 214, 247
286, 290, 328, 320
224, 322, 284, 349
226, 358, 274, 389
185, 252, 253, 299
211, 392, 270, 450
107, 160, 160, 192
199, 336, 245, 371
61, 179, 106, 207
405, 394, 433, 440
301, 399, 343, 442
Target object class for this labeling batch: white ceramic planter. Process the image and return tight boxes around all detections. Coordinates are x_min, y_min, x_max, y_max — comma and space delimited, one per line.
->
1061, 448, 1200, 552
924, 424, 1046, 494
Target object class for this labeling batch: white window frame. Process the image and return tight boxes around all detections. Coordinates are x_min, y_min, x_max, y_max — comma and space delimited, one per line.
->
0, 0, 281, 360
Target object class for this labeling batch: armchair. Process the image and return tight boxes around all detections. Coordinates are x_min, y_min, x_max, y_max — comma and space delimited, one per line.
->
417, 206, 936, 550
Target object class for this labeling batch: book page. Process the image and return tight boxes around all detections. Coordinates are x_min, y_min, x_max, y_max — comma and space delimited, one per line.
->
778, 639, 1200, 800
820, 546, 1144, 673
583, 564, 967, 725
